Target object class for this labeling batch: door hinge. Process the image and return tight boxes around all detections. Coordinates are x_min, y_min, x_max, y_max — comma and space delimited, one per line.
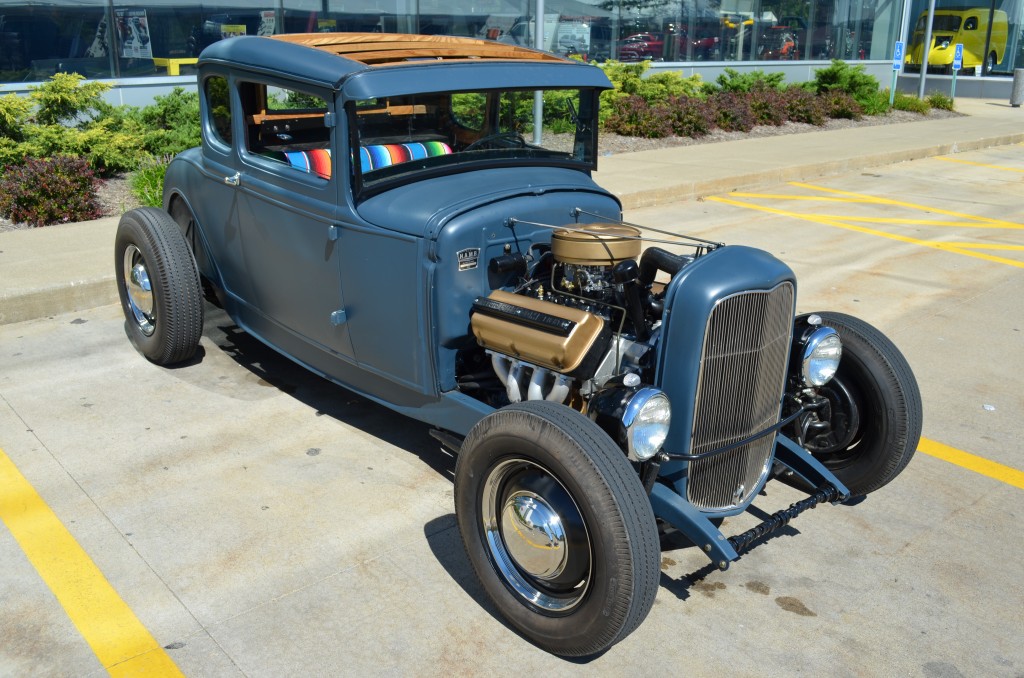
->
328, 224, 341, 241
323, 111, 336, 128
330, 309, 348, 326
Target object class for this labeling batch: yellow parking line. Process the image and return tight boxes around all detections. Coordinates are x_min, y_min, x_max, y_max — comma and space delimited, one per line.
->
777, 215, 1023, 229
789, 182, 1024, 229
707, 196, 1024, 269
919, 438, 1024, 490
934, 156, 1024, 173
0, 448, 184, 677
728, 192, 869, 203
932, 242, 1024, 251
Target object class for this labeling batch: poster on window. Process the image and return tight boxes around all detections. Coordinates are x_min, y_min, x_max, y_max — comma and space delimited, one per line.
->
116, 9, 152, 59
257, 10, 276, 36
220, 24, 247, 39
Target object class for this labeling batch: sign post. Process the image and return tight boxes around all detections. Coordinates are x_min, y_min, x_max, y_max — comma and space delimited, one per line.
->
890, 41, 904, 107
951, 43, 964, 100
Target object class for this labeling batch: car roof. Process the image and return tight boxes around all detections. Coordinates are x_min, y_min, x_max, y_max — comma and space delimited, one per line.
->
197, 33, 612, 96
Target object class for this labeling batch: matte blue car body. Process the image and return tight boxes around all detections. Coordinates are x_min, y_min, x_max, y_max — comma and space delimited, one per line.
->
163, 35, 851, 572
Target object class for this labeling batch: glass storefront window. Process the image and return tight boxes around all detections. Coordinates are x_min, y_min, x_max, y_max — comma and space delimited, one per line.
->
1, 0, 1021, 85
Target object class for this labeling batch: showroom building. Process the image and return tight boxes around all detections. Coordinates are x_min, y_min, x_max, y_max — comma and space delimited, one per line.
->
0, 0, 1021, 100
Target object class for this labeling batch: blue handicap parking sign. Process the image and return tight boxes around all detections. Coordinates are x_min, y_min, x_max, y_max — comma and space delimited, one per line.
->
892, 41, 904, 71
953, 43, 964, 70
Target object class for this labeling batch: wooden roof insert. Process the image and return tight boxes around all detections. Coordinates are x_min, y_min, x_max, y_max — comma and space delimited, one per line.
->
271, 33, 566, 66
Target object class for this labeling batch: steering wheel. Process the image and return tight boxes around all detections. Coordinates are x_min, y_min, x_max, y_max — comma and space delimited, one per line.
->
463, 132, 527, 152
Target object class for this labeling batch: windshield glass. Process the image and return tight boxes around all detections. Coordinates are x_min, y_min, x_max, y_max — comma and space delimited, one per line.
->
350, 87, 598, 195
916, 15, 961, 32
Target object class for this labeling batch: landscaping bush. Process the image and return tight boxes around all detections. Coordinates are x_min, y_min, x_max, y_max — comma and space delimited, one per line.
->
603, 95, 673, 138
891, 91, 931, 114
0, 93, 32, 140
783, 87, 829, 125
748, 87, 788, 126
0, 156, 101, 226
138, 87, 202, 156
665, 95, 716, 137
708, 68, 786, 94
28, 73, 110, 126
820, 90, 863, 120
131, 156, 171, 207
926, 92, 955, 111
710, 91, 755, 132
600, 60, 703, 125
811, 60, 881, 111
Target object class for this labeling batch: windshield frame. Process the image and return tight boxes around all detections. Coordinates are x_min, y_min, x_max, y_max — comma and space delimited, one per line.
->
347, 86, 602, 202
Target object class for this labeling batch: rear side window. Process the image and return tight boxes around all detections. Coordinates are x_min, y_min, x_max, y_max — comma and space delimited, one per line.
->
240, 81, 332, 180
205, 76, 232, 146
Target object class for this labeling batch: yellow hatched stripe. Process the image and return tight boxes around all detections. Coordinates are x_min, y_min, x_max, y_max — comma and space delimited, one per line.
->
918, 438, 1024, 490
0, 448, 185, 677
789, 182, 1024, 229
706, 196, 1024, 269
933, 156, 1024, 173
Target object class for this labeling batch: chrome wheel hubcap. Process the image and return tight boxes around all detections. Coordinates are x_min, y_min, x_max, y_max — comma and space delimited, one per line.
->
482, 458, 592, 612
123, 245, 155, 336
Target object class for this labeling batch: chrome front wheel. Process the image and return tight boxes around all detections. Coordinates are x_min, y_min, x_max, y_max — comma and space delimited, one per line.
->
454, 401, 659, 657
481, 458, 592, 613
122, 244, 155, 336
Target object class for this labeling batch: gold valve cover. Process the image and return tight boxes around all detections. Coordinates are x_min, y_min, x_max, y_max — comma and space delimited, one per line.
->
551, 223, 642, 266
471, 290, 605, 373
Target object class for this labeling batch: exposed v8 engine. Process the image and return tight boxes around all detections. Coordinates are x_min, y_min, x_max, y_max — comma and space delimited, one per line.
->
467, 222, 696, 412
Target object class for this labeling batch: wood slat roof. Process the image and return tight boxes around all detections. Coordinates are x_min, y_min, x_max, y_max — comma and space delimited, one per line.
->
271, 33, 566, 66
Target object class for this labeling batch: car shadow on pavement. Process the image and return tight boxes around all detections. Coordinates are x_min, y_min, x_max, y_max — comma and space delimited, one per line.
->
199, 302, 458, 481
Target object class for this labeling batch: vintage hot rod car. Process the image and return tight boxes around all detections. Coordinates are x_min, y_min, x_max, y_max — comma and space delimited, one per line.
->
115, 33, 921, 657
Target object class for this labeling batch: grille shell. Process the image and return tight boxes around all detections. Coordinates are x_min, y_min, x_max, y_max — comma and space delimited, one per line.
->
686, 283, 795, 511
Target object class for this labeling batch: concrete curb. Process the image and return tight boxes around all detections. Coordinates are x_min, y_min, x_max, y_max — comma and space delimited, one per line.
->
610, 131, 1024, 210
0, 279, 118, 326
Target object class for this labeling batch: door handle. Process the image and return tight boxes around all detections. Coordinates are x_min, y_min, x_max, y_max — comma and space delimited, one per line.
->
223, 172, 240, 186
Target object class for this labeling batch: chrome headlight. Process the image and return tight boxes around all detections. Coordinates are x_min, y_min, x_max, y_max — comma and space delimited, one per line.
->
622, 388, 671, 461
801, 327, 842, 386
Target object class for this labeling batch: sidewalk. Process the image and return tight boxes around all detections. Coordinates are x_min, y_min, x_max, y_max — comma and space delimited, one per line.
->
1, 98, 1020, 325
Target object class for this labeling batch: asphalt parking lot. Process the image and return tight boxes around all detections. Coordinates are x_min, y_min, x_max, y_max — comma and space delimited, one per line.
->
1, 146, 1022, 677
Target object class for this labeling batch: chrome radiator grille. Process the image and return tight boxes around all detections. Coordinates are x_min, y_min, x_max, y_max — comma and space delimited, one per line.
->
687, 283, 795, 511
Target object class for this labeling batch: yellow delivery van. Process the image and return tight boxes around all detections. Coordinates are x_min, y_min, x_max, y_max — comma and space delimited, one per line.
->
906, 8, 1007, 73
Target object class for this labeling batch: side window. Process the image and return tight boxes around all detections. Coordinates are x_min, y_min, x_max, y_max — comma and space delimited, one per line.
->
240, 81, 332, 180
205, 76, 232, 146
964, 17, 978, 30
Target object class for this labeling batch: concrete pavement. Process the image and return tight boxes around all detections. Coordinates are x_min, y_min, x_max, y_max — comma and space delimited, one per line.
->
1, 97, 1021, 325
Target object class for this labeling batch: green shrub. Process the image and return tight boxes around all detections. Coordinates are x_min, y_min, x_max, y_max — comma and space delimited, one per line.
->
811, 60, 880, 110
139, 87, 202, 155
859, 89, 892, 116
708, 68, 786, 94
131, 156, 170, 207
80, 118, 150, 173
0, 93, 32, 141
666, 95, 715, 137
0, 137, 27, 167
28, 73, 110, 126
0, 156, 102, 226
926, 92, 955, 111
891, 91, 931, 114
